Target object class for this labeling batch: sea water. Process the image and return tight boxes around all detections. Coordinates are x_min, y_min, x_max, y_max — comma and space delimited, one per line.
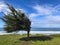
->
0, 28, 60, 35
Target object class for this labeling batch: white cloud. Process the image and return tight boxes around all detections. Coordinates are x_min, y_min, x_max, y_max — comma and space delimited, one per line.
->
29, 4, 53, 19
33, 4, 52, 15
0, 2, 6, 11
29, 4, 60, 28
0, 2, 26, 15
0, 2, 10, 14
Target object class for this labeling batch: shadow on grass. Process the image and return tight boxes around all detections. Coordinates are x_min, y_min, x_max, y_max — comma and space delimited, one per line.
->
20, 36, 52, 41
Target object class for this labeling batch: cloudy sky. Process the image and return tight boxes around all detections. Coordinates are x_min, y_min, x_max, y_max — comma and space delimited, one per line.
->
0, 0, 60, 28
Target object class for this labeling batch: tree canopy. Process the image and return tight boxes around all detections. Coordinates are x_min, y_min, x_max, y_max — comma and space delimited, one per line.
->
1, 3, 31, 37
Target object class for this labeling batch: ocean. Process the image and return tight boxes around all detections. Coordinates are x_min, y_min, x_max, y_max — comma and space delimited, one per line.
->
0, 28, 60, 35
31, 28, 60, 31
0, 28, 60, 31
0, 28, 4, 31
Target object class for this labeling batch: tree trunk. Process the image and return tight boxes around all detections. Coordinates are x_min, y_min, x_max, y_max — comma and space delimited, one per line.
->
27, 30, 30, 38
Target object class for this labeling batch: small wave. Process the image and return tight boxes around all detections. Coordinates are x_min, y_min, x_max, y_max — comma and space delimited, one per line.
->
0, 31, 60, 35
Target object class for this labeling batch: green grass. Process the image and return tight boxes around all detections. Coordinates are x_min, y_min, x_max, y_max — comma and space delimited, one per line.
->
0, 34, 60, 45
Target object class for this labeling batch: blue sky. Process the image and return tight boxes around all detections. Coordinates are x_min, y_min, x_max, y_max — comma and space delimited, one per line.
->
0, 0, 60, 28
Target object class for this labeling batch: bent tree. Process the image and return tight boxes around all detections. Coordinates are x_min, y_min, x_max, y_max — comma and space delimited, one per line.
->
1, 3, 31, 37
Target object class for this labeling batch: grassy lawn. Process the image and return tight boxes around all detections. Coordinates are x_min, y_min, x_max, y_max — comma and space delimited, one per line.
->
0, 34, 60, 45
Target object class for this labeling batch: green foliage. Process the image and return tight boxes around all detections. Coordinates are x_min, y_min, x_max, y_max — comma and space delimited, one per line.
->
1, 3, 31, 33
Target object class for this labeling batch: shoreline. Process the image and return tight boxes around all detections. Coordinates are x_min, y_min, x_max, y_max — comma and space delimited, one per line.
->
0, 31, 60, 35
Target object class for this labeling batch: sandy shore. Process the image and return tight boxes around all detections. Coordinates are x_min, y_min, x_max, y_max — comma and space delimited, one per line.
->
0, 31, 60, 35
